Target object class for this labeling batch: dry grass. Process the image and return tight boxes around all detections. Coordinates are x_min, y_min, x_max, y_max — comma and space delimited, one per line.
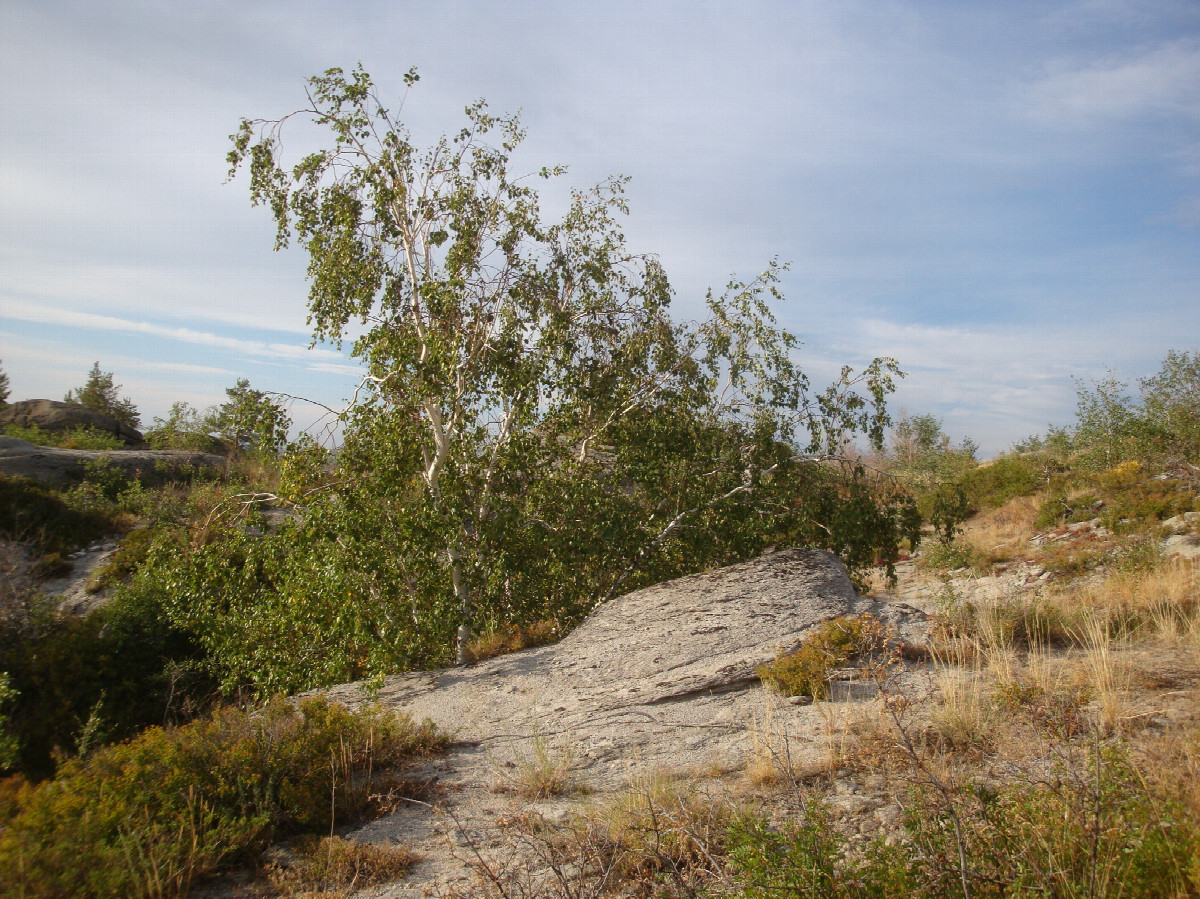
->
492, 732, 580, 798
1019, 636, 1065, 698
454, 773, 736, 899
266, 836, 417, 897
959, 494, 1042, 564
745, 701, 793, 787
577, 773, 732, 892
1075, 613, 1132, 734
928, 661, 999, 752
1066, 558, 1199, 638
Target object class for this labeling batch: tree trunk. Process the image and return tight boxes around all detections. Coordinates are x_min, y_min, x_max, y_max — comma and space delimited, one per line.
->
449, 545, 471, 664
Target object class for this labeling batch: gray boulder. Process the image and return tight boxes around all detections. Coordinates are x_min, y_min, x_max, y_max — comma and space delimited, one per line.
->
0, 399, 143, 446
318, 548, 927, 779
0, 436, 226, 486
311, 549, 929, 896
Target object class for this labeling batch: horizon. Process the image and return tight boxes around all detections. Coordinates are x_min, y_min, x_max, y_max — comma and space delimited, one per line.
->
2, 1, 1198, 456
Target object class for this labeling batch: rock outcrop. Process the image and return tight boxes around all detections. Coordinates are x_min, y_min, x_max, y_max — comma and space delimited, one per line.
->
0, 436, 226, 485
309, 549, 929, 897
0, 399, 144, 446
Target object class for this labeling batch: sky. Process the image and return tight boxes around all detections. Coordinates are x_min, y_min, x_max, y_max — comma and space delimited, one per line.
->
1, 1, 1198, 455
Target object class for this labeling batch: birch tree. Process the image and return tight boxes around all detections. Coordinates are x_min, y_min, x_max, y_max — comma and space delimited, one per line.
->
228, 66, 910, 667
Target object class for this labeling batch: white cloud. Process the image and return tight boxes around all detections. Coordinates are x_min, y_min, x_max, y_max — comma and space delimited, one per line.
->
308, 361, 366, 378
0, 304, 345, 365
1026, 39, 1200, 126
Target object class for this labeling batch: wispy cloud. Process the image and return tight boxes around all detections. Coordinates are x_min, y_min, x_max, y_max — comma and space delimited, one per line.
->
0, 305, 346, 366
308, 361, 366, 377
1025, 39, 1200, 126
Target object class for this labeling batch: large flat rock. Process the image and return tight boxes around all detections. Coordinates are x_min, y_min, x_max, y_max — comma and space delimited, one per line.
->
308, 549, 930, 897
323, 549, 927, 762
0, 436, 226, 485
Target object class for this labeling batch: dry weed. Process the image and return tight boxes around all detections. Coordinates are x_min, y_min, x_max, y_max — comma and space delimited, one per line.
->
1076, 613, 1131, 734
928, 661, 999, 752
744, 697, 829, 787
960, 494, 1041, 563
745, 703, 791, 787
491, 732, 579, 798
266, 835, 416, 897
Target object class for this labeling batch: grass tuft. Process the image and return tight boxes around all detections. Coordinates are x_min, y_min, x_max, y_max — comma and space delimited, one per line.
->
266, 835, 417, 897
757, 615, 888, 700
493, 733, 579, 798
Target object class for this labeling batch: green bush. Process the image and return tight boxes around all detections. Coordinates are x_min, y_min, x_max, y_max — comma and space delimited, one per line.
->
0, 697, 446, 897
958, 456, 1040, 511
1034, 491, 1101, 529
919, 539, 983, 573
0, 475, 114, 555
757, 615, 886, 700
1034, 472, 1196, 532
900, 748, 1195, 897
1, 423, 124, 451
0, 674, 17, 771
922, 483, 971, 543
0, 584, 213, 779
726, 805, 917, 898
87, 527, 158, 592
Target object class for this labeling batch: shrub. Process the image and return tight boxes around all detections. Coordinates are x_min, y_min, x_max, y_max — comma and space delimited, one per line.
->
959, 455, 1040, 511
724, 746, 1196, 898
465, 618, 562, 663
87, 527, 158, 592
0, 591, 213, 779
0, 673, 17, 771
898, 746, 1197, 897
1102, 479, 1195, 528
726, 804, 918, 898
0, 475, 114, 556
144, 401, 222, 452
0, 697, 446, 897
1, 423, 125, 451
919, 538, 982, 573
757, 615, 887, 700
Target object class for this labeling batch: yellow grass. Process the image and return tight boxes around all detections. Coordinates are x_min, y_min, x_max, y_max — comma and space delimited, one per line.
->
929, 659, 998, 751
960, 494, 1042, 563
1075, 613, 1130, 734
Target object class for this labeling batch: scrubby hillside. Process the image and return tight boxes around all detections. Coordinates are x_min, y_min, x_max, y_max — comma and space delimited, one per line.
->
1, 345, 1197, 894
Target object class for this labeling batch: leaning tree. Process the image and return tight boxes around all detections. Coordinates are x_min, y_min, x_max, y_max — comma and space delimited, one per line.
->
223, 66, 915, 671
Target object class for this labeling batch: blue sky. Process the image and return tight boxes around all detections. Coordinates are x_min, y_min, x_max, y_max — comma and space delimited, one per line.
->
1, 1, 1198, 454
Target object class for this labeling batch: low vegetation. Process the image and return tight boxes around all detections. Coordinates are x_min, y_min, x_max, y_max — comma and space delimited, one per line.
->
0, 423, 126, 451
264, 835, 418, 897
432, 352, 1200, 898
0, 697, 445, 897
492, 733, 580, 800
757, 615, 889, 700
